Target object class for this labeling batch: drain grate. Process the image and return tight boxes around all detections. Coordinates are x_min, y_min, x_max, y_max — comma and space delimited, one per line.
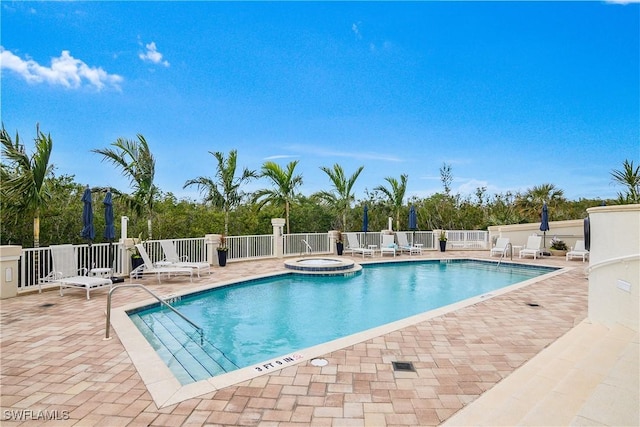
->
392, 361, 416, 372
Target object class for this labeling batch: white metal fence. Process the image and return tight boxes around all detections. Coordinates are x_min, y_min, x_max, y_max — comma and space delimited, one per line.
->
445, 230, 489, 249
15, 230, 489, 292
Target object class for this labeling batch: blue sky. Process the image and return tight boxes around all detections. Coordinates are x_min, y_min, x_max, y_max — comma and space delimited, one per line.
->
2, 1, 638, 203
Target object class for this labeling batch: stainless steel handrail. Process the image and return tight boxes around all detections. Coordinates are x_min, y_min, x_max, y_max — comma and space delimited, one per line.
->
105, 283, 203, 345
496, 243, 513, 268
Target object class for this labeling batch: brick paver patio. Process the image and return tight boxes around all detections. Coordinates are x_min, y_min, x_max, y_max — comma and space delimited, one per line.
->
0, 252, 587, 426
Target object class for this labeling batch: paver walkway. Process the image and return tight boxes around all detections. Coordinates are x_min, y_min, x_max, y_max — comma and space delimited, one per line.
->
1, 252, 589, 426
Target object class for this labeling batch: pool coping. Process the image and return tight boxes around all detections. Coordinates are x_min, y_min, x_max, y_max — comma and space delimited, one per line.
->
109, 258, 569, 408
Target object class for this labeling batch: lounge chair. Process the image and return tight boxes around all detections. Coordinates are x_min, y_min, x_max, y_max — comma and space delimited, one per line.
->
566, 240, 589, 262
380, 234, 397, 257
490, 237, 510, 257
131, 244, 193, 283
160, 240, 211, 277
396, 231, 422, 255
519, 235, 543, 259
344, 232, 374, 258
41, 244, 112, 299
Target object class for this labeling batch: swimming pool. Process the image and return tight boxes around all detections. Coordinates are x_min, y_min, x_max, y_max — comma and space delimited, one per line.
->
128, 259, 556, 385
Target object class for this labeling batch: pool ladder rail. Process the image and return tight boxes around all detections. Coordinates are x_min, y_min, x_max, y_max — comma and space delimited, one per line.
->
105, 283, 204, 345
301, 239, 313, 255
496, 242, 513, 268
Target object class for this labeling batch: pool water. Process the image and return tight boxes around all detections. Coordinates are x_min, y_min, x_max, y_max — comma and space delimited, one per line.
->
129, 260, 555, 384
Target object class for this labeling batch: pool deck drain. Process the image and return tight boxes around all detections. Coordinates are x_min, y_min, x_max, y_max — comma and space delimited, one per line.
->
1, 252, 626, 426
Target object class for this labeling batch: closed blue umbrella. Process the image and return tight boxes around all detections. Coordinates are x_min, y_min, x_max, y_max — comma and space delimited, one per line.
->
362, 205, 369, 232
540, 202, 550, 249
81, 186, 95, 271
81, 186, 95, 242
103, 190, 115, 241
409, 205, 417, 230
409, 205, 418, 246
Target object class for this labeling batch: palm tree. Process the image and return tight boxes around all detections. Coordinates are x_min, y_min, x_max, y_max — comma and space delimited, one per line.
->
516, 183, 565, 222
314, 164, 364, 231
93, 135, 157, 239
611, 159, 640, 204
184, 149, 257, 236
1, 124, 54, 248
253, 160, 303, 234
374, 174, 408, 231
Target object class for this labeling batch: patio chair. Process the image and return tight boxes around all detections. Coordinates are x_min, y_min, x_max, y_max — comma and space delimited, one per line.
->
41, 244, 112, 299
566, 240, 589, 262
490, 237, 510, 257
344, 233, 374, 258
160, 240, 211, 277
380, 234, 397, 257
132, 244, 193, 284
396, 232, 422, 255
519, 235, 543, 260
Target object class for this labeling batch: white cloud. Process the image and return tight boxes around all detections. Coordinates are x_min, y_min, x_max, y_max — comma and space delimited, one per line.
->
287, 144, 403, 162
264, 155, 299, 160
0, 46, 123, 90
351, 22, 362, 40
138, 41, 170, 67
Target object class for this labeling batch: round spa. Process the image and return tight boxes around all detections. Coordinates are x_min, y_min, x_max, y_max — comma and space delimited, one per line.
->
284, 257, 362, 275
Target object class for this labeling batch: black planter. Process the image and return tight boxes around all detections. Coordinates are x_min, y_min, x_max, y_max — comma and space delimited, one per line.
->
336, 242, 344, 256
217, 250, 228, 267
131, 256, 144, 278
439, 240, 447, 252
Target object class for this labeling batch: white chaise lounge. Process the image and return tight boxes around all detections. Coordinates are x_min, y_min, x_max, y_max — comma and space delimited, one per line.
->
566, 240, 589, 262
396, 231, 422, 255
519, 235, 543, 260
344, 233, 374, 258
490, 237, 510, 257
380, 234, 397, 257
132, 244, 193, 283
160, 240, 211, 277
42, 244, 112, 299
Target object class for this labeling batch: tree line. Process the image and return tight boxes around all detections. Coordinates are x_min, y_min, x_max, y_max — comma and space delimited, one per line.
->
2, 126, 638, 248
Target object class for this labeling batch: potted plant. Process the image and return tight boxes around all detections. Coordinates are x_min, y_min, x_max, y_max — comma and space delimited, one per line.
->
128, 234, 144, 277
217, 234, 228, 267
336, 231, 344, 256
439, 231, 448, 252
549, 237, 568, 257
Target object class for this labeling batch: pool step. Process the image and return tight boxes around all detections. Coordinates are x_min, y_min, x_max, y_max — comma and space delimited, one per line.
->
130, 310, 238, 384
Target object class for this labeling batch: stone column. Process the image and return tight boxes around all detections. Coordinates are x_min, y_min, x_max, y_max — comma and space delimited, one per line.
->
272, 219, 286, 258
0, 245, 22, 299
204, 234, 217, 266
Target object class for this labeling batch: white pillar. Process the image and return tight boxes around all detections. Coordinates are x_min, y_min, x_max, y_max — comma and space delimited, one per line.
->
329, 230, 341, 255
204, 234, 217, 266
121, 216, 129, 242
272, 218, 286, 258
